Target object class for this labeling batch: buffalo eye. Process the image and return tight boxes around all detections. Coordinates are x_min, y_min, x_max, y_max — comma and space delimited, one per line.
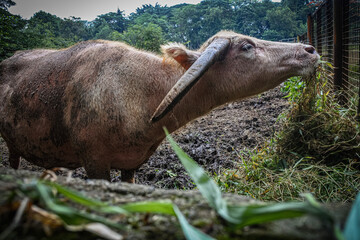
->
241, 43, 254, 51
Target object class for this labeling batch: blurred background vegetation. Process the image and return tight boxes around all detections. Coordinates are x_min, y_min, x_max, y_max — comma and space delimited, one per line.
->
0, 0, 320, 61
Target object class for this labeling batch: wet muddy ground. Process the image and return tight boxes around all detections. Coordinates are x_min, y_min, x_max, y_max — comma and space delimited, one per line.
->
0, 87, 289, 189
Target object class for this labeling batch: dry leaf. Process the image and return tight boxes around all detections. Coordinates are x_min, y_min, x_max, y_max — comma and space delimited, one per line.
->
66, 223, 123, 240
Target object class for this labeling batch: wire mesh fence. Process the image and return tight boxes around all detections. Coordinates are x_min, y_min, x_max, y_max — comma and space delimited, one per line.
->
345, 0, 360, 115
299, 0, 360, 118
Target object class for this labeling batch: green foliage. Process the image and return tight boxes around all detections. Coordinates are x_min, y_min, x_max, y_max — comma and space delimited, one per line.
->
94, 21, 113, 40
0, 8, 27, 60
282, 0, 314, 22
96, 11, 127, 33
91, 11, 127, 40
171, 0, 236, 48
233, 0, 275, 39
120, 23, 165, 52
0, 9, 91, 61
60, 17, 90, 42
281, 76, 305, 103
265, 6, 301, 39
23, 11, 89, 49
130, 5, 173, 41
171, 4, 203, 48
0, 0, 15, 10
0, 0, 312, 60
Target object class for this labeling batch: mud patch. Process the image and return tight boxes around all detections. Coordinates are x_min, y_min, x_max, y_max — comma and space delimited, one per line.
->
0, 87, 289, 189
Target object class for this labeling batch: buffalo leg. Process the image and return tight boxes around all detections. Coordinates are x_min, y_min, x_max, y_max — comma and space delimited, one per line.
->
121, 169, 135, 183
84, 160, 111, 181
9, 150, 20, 169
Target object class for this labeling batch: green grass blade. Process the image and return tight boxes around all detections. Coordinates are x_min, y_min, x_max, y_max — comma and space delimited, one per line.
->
335, 225, 346, 240
44, 181, 128, 214
122, 201, 216, 240
227, 202, 324, 227
165, 128, 238, 224
42, 180, 214, 239
122, 201, 176, 215
173, 205, 215, 240
36, 182, 123, 229
41, 180, 215, 239
123, 201, 215, 240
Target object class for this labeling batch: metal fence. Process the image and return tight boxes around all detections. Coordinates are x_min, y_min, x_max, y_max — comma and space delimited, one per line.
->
298, 0, 360, 118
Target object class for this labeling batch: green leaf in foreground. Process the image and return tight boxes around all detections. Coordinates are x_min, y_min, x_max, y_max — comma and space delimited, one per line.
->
40, 180, 214, 240
164, 128, 238, 224
227, 201, 327, 228
173, 205, 215, 240
121, 201, 175, 215
35, 182, 122, 229
121, 201, 214, 240
164, 128, 340, 231
45, 181, 128, 214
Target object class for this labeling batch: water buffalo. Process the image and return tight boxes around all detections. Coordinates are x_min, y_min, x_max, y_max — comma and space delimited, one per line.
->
0, 31, 319, 182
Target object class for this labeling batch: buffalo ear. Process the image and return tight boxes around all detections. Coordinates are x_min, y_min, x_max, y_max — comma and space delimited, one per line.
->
162, 44, 200, 70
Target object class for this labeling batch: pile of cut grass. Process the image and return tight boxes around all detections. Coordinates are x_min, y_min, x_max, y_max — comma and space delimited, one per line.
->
216, 65, 360, 202
277, 67, 360, 167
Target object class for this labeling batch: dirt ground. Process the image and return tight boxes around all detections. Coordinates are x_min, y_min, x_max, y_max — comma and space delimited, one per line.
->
0, 87, 289, 189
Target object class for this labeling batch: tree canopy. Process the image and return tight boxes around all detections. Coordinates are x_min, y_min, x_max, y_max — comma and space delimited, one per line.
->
0, 0, 15, 10
0, 0, 316, 61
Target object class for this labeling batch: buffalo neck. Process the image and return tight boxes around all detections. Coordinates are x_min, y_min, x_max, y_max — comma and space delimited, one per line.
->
158, 67, 225, 135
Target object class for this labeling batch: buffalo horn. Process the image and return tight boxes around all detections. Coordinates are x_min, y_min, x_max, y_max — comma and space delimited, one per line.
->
150, 38, 230, 122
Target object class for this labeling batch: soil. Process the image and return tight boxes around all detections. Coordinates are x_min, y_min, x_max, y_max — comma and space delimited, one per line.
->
0, 87, 289, 189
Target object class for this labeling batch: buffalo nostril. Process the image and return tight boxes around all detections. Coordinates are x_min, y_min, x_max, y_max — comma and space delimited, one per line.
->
305, 46, 316, 54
